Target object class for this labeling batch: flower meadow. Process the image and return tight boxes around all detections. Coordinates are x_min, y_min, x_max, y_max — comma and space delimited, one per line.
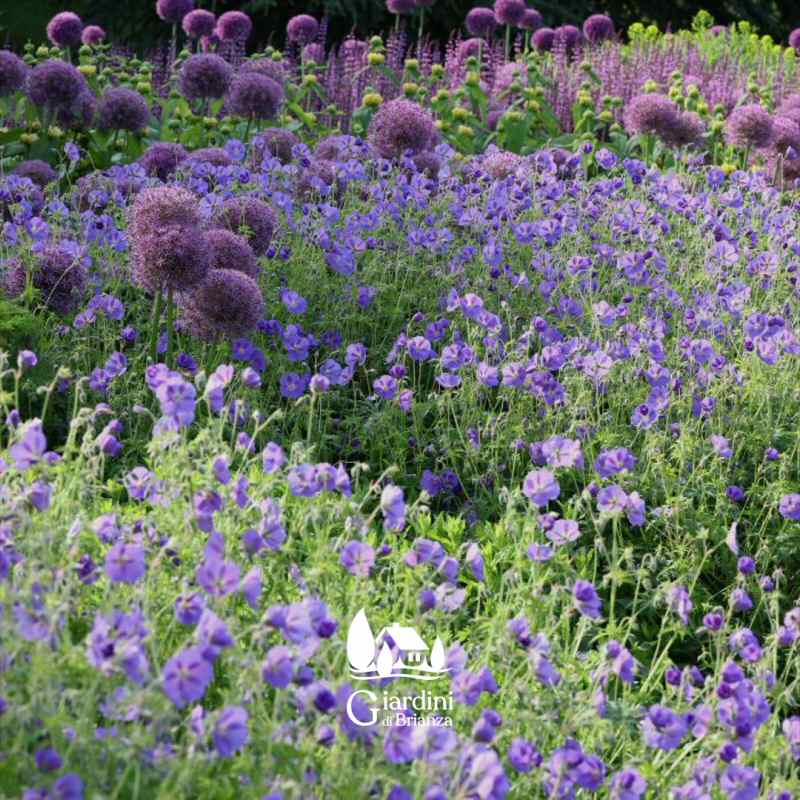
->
5, 4, 800, 800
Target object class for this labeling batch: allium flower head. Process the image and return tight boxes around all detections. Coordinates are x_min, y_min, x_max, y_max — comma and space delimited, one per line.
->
182, 9, 216, 38
790, 28, 800, 52
623, 93, 679, 137
251, 128, 298, 165
185, 146, 232, 166
156, 0, 194, 24
179, 269, 265, 341
532, 27, 555, 50
13, 160, 56, 188
725, 103, 773, 148
240, 58, 286, 84
520, 9, 543, 31
663, 110, 705, 147
139, 141, 188, 180
554, 24, 581, 49
131, 225, 210, 293
81, 25, 106, 45
97, 87, 149, 132
129, 186, 201, 240
206, 229, 259, 277
0, 50, 28, 97
179, 53, 233, 101
466, 7, 497, 36
26, 59, 87, 111
46, 12, 83, 48
583, 14, 614, 43
226, 73, 283, 120
287, 14, 319, 45
55, 88, 96, 130
216, 11, 252, 42
4, 245, 87, 315
368, 98, 436, 160
387, 0, 416, 13
212, 196, 277, 256
493, 0, 526, 26
770, 115, 800, 155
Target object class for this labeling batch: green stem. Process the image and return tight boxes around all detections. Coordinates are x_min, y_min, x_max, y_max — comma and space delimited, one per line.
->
149, 289, 164, 364
165, 287, 175, 368
505, 25, 511, 62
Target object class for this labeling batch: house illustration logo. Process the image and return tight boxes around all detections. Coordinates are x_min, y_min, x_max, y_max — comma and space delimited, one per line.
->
347, 608, 449, 681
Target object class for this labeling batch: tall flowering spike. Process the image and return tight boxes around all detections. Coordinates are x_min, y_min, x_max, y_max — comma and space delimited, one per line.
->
347, 609, 376, 671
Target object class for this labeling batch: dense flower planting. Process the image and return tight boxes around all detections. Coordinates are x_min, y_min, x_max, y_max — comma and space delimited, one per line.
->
3, 4, 800, 800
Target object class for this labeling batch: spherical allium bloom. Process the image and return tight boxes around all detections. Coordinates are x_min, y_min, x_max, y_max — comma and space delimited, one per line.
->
131, 225, 210, 293
726, 103, 774, 148
129, 186, 201, 241
368, 98, 436, 160
206, 229, 259, 277
493, 0, 526, 27
481, 148, 522, 179
532, 27, 554, 50
55, 88, 96, 129
139, 141, 187, 180
623, 93, 679, 137
81, 25, 106, 45
156, 0, 194, 24
240, 58, 286, 85
46, 12, 83, 48
790, 28, 800, 52
97, 87, 149, 132
179, 53, 233, 102
583, 14, 614, 43
410, 150, 442, 178
4, 246, 87, 315
554, 24, 581, 50
770, 115, 800, 155
179, 269, 264, 341
216, 11, 252, 42
212, 196, 277, 256
663, 110, 705, 147
251, 128, 298, 165
313, 134, 360, 161
520, 9, 543, 31
226, 73, 283, 120
26, 59, 87, 111
387, 0, 416, 14
0, 50, 28, 97
182, 9, 215, 38
13, 159, 57, 188
185, 146, 232, 166
296, 158, 339, 199
287, 14, 319, 45
466, 7, 497, 37
301, 43, 325, 63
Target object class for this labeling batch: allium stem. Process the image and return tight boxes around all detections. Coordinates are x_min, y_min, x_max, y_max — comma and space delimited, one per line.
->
149, 288, 165, 363
418, 9, 425, 58
166, 287, 175, 368
505, 25, 511, 62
